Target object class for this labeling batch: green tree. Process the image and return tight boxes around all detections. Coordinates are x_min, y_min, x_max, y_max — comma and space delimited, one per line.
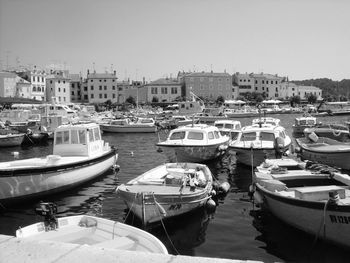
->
307, 93, 317, 104
125, 96, 136, 105
290, 95, 301, 107
216, 95, 225, 105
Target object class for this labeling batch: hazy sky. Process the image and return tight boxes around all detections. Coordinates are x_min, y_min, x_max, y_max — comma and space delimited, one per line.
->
1, 0, 349, 81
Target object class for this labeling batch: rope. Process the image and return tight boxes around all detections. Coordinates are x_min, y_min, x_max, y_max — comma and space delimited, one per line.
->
150, 196, 180, 255
123, 193, 138, 224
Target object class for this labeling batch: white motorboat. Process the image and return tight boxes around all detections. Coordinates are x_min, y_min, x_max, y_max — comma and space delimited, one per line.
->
16, 202, 167, 254
156, 124, 229, 163
253, 158, 350, 249
213, 119, 241, 141
0, 122, 118, 206
292, 115, 317, 136
100, 117, 157, 133
116, 163, 214, 225
229, 121, 291, 167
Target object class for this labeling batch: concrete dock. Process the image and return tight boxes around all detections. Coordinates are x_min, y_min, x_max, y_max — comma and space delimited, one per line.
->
0, 234, 261, 263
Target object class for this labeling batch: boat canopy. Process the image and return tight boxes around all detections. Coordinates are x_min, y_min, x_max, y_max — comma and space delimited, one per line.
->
53, 123, 104, 157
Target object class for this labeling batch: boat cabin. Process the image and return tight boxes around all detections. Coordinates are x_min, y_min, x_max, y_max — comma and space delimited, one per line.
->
294, 116, 317, 127
214, 120, 241, 140
252, 117, 280, 127
53, 123, 105, 157
238, 125, 288, 146
166, 124, 228, 145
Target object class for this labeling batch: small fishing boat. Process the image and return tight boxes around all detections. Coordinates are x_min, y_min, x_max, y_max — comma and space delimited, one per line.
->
296, 135, 350, 170
156, 124, 229, 162
252, 158, 350, 249
0, 122, 118, 206
21, 131, 49, 146
292, 115, 317, 136
304, 124, 350, 142
16, 202, 167, 254
116, 162, 214, 226
100, 117, 157, 133
229, 122, 291, 167
0, 133, 25, 147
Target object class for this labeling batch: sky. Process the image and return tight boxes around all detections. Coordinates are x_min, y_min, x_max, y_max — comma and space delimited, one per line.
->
0, 0, 349, 81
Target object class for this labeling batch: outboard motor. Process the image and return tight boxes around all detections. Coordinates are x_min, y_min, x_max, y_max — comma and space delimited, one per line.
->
34, 201, 58, 231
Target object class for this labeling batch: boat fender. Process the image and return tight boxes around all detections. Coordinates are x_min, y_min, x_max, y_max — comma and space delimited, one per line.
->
112, 164, 120, 172
210, 189, 217, 197
206, 198, 217, 212
328, 191, 340, 206
155, 200, 167, 216
12, 151, 19, 158
253, 191, 263, 206
248, 184, 255, 199
157, 147, 163, 153
219, 182, 230, 193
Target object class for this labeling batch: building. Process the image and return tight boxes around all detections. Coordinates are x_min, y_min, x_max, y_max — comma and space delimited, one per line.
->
46, 71, 71, 104
0, 72, 18, 97
232, 73, 254, 98
146, 78, 182, 103
86, 71, 118, 103
279, 82, 322, 100
179, 71, 233, 101
69, 74, 82, 103
15, 76, 32, 98
17, 67, 47, 101
250, 73, 284, 98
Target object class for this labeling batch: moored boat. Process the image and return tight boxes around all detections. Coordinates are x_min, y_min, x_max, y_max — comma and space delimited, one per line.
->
229, 121, 291, 167
296, 135, 350, 170
100, 117, 157, 133
116, 162, 214, 226
16, 202, 167, 254
252, 158, 350, 249
0, 133, 25, 147
214, 119, 241, 141
156, 124, 229, 163
292, 115, 317, 136
0, 122, 118, 206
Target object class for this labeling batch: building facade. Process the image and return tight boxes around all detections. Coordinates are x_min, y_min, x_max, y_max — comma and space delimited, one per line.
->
232, 73, 254, 98
15, 76, 32, 98
46, 71, 71, 104
179, 72, 233, 101
86, 71, 118, 103
0, 72, 18, 97
17, 67, 47, 101
146, 78, 182, 103
69, 73, 82, 103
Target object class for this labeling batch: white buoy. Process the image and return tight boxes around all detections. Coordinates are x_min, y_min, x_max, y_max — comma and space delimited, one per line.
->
206, 198, 217, 212
130, 151, 134, 156
12, 152, 19, 158
219, 182, 230, 193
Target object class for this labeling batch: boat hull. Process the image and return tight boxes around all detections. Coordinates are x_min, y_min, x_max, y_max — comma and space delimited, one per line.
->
296, 138, 350, 170
117, 184, 212, 225
0, 134, 24, 147
230, 144, 290, 167
100, 124, 156, 133
0, 149, 118, 205
256, 183, 350, 248
158, 143, 227, 163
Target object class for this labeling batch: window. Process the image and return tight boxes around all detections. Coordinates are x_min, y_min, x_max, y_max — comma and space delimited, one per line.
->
171, 87, 177, 94
260, 132, 275, 142
91, 94, 94, 98
63, 81, 65, 84
58, 80, 61, 84
208, 132, 214, 139
266, 80, 269, 84
90, 79, 93, 82
161, 87, 167, 94
113, 94, 116, 98
79, 130, 86, 144
255, 80, 257, 84
241, 132, 256, 142
104, 79, 106, 82
64, 88, 66, 92
88, 130, 94, 142
33, 86, 37, 92
93, 127, 101, 140
104, 94, 107, 98
71, 130, 79, 144
104, 86, 107, 90
214, 131, 220, 139
58, 88, 61, 92
90, 86, 94, 90
99, 86, 102, 90
151, 87, 158, 94
187, 132, 203, 140
262, 80, 264, 84
50, 80, 53, 84
170, 131, 186, 140
99, 94, 102, 98
112, 86, 115, 90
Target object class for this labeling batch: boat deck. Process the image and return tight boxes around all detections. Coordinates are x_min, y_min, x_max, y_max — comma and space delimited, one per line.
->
124, 184, 206, 195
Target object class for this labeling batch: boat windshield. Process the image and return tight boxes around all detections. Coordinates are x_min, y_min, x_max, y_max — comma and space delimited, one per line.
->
231, 131, 240, 140
169, 131, 186, 140
215, 123, 224, 128
187, 131, 204, 140
260, 132, 275, 141
241, 132, 256, 141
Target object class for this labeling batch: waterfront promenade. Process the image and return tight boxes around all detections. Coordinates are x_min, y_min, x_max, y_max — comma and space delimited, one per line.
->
0, 234, 260, 263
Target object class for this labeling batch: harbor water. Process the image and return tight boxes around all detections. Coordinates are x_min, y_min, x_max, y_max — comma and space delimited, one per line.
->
0, 114, 349, 262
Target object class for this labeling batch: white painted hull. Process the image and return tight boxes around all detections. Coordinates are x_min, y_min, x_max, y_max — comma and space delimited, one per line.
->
0, 151, 118, 204
16, 215, 168, 254
158, 143, 227, 163
256, 184, 350, 248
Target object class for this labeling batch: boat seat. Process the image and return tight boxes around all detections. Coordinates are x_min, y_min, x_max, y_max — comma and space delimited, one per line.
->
93, 236, 135, 250
294, 185, 346, 201
259, 179, 287, 192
